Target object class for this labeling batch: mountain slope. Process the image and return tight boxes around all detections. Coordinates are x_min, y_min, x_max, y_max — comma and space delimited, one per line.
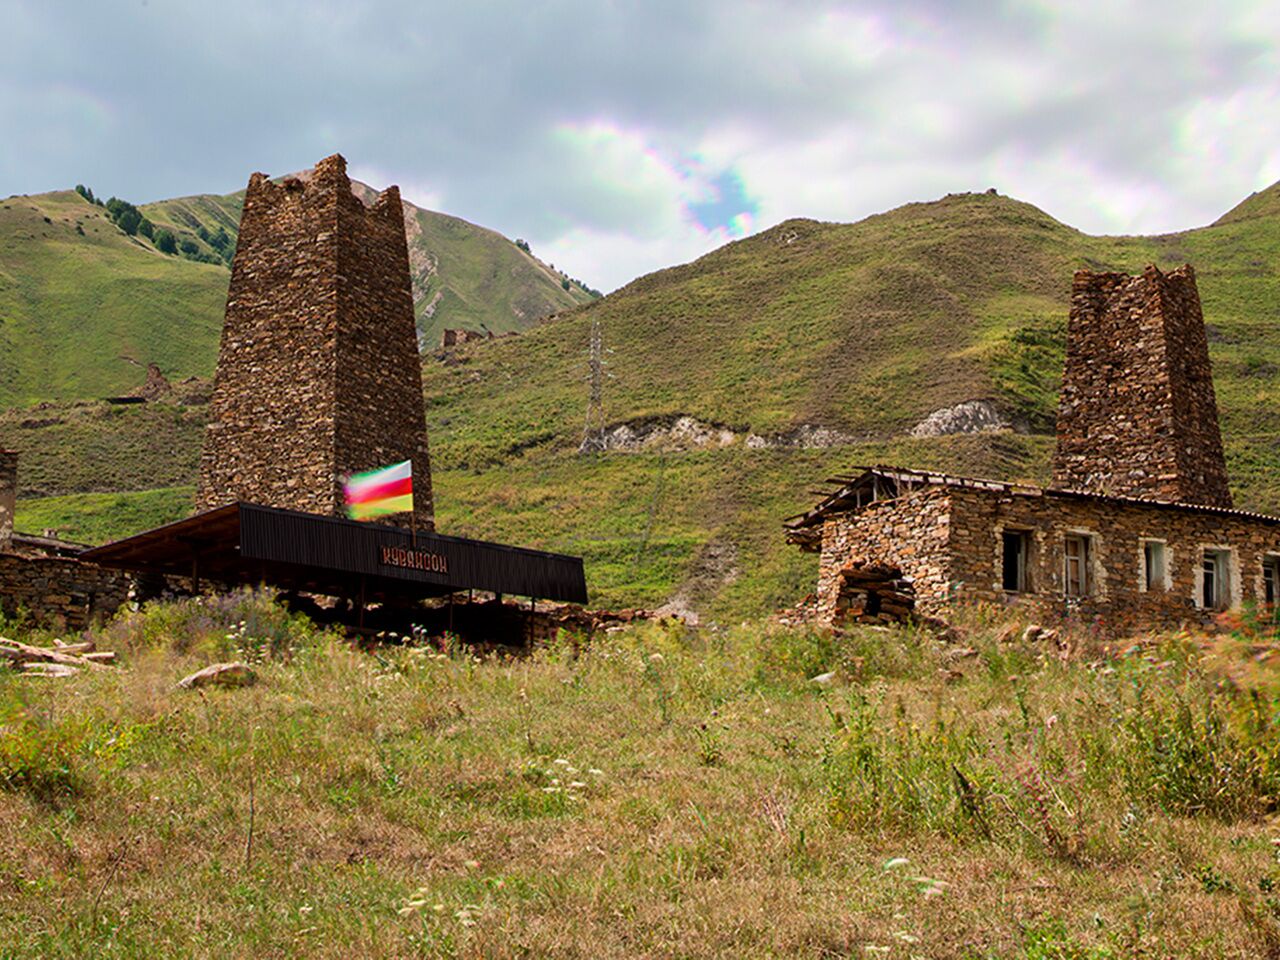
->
9, 184, 1280, 616
0, 189, 227, 405
0, 175, 590, 405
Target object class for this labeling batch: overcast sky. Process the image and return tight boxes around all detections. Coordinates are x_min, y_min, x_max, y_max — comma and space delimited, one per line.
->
3, 1, 1278, 291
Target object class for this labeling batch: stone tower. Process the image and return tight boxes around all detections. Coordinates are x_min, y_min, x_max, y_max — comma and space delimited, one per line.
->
195, 154, 434, 529
1052, 264, 1231, 507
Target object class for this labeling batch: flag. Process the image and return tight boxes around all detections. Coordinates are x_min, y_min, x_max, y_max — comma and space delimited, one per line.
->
344, 459, 413, 520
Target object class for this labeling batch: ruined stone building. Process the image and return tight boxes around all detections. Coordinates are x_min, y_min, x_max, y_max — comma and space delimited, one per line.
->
787, 265, 1280, 635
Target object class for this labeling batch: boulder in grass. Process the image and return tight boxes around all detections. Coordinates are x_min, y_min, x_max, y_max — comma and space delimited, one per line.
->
178, 662, 257, 690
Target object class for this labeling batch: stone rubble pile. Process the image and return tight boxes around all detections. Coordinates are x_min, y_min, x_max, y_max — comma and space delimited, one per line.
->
833, 561, 916, 625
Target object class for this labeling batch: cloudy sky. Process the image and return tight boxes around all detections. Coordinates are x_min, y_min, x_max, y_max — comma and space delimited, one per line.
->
3, 1, 1278, 291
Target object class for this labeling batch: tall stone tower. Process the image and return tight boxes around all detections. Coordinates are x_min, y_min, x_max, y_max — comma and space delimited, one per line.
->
195, 154, 434, 529
1052, 264, 1231, 507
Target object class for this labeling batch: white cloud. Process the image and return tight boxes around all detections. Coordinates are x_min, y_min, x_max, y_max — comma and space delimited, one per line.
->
2, 0, 1279, 290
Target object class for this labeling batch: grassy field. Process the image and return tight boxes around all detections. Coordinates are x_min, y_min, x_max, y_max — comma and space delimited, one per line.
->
1, 596, 1280, 957
14, 487, 192, 545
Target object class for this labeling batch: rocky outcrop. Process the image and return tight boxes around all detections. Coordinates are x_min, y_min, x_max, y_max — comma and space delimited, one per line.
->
597, 416, 737, 452
746, 423, 858, 448
592, 417, 860, 452
909, 400, 1011, 438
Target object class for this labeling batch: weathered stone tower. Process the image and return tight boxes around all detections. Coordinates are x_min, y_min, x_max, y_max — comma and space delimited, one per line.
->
195, 154, 434, 529
1052, 264, 1231, 507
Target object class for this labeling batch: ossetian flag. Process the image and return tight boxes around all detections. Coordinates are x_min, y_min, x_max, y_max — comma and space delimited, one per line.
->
344, 459, 413, 520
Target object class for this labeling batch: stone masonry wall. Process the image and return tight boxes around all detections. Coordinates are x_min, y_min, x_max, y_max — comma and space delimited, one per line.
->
0, 450, 15, 550
0, 553, 129, 632
196, 154, 434, 529
946, 487, 1280, 635
817, 487, 953, 622
1053, 265, 1232, 507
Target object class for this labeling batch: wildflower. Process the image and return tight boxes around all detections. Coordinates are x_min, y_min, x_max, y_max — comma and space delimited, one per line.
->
569, 781, 587, 789
588, 768, 604, 776
553, 758, 570, 766
883, 857, 910, 870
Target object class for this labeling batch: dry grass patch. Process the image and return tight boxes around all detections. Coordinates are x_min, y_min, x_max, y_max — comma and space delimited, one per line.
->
0, 597, 1278, 956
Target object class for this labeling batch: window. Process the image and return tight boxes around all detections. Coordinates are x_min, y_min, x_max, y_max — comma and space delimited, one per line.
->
1064, 535, 1090, 597
1201, 550, 1230, 610
1142, 540, 1167, 592
1002, 530, 1030, 593
1264, 556, 1279, 615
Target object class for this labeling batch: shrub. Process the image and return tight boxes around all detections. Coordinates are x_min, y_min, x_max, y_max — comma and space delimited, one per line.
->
105, 197, 143, 236
153, 229, 177, 254
1111, 669, 1280, 819
0, 697, 85, 803
94, 588, 327, 662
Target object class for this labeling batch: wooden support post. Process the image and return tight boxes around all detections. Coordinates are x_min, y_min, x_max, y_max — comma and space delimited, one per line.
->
358, 575, 366, 630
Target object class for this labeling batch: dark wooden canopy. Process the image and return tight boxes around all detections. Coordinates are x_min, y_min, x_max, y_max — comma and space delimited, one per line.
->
80, 502, 588, 605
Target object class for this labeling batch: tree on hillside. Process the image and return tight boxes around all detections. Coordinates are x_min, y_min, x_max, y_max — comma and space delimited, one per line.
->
75, 184, 96, 204
105, 197, 144, 236
138, 218, 154, 239
154, 229, 177, 254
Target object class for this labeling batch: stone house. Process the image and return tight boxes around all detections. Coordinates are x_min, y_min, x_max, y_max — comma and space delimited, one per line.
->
786, 265, 1280, 634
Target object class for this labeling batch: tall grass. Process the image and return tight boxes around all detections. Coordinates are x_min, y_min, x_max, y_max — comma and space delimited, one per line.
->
1, 601, 1279, 956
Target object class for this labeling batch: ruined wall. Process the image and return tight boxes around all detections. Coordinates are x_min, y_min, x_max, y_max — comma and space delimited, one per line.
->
0, 450, 15, 551
196, 153, 434, 529
0, 554, 129, 631
1052, 265, 1232, 507
816, 487, 953, 622
945, 487, 1280, 635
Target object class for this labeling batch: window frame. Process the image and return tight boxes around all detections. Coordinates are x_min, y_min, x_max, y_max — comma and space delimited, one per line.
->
1000, 528, 1032, 594
1063, 533, 1090, 598
1140, 538, 1169, 593
1262, 554, 1280, 616
1200, 548, 1233, 611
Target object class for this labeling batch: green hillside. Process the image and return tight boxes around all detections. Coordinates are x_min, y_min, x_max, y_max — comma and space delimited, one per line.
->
8, 185, 1280, 617
0, 175, 589, 406
0, 190, 227, 405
